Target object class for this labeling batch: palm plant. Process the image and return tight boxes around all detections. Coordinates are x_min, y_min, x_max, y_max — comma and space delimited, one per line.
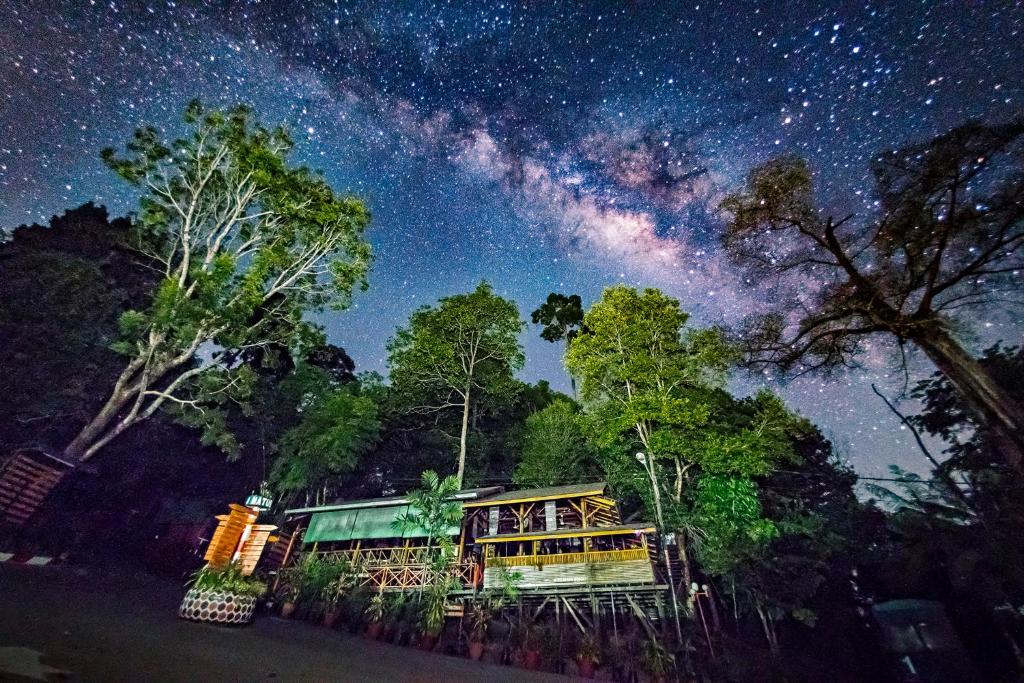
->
393, 470, 464, 588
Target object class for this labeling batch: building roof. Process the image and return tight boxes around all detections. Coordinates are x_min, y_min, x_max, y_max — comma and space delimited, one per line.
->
284, 486, 503, 516
463, 482, 607, 508
302, 504, 462, 544
475, 522, 655, 543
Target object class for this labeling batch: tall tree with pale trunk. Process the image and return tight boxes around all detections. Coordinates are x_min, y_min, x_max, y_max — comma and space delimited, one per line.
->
387, 282, 524, 488
61, 100, 372, 462
721, 120, 1024, 475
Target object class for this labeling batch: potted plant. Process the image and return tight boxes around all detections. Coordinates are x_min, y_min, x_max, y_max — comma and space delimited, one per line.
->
364, 591, 386, 639
320, 556, 355, 628
576, 631, 601, 679
278, 580, 301, 618
277, 553, 321, 618
418, 587, 447, 651
180, 562, 266, 625
520, 623, 543, 670
467, 600, 491, 660
640, 638, 674, 683
384, 592, 409, 642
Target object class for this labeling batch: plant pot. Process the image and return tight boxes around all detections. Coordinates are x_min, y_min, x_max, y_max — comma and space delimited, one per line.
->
468, 641, 485, 661
280, 601, 297, 618
365, 621, 384, 639
523, 649, 541, 670
322, 608, 341, 628
419, 633, 438, 651
179, 588, 256, 625
577, 659, 596, 679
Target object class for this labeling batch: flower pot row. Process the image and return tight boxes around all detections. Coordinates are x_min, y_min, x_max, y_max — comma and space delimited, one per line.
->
275, 598, 614, 680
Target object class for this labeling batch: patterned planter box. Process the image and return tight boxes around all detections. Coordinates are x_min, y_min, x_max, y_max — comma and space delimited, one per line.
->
179, 588, 257, 625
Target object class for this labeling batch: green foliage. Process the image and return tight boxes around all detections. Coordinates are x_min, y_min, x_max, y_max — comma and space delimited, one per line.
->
566, 285, 734, 406
189, 562, 267, 598
387, 282, 524, 484
690, 475, 778, 576
0, 204, 157, 447
393, 470, 463, 571
512, 399, 598, 488
270, 383, 380, 497
419, 574, 456, 637
564, 286, 791, 527
279, 553, 336, 604
318, 554, 361, 609
67, 100, 372, 460
530, 292, 584, 344
365, 590, 387, 623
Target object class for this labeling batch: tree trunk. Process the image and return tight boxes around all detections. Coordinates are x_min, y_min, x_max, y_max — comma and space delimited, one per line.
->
456, 387, 470, 489
62, 383, 135, 462
913, 325, 1024, 475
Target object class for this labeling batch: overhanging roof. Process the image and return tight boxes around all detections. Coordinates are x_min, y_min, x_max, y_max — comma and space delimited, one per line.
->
303, 503, 463, 544
285, 486, 502, 516
475, 522, 654, 543
463, 482, 607, 508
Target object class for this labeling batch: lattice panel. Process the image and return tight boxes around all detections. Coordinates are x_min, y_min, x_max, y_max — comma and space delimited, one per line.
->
0, 452, 71, 526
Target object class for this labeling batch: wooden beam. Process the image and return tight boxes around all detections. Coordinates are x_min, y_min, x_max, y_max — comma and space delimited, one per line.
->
625, 593, 658, 640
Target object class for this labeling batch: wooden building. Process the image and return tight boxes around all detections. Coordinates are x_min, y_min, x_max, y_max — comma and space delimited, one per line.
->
280, 482, 664, 605
459, 483, 657, 592
280, 487, 501, 591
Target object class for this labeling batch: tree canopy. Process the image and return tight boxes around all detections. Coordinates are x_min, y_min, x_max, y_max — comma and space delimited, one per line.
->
512, 398, 599, 488
387, 281, 524, 487
62, 100, 372, 462
721, 119, 1024, 473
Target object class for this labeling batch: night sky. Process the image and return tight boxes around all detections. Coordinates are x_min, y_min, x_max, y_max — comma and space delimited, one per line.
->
2, 1, 1022, 477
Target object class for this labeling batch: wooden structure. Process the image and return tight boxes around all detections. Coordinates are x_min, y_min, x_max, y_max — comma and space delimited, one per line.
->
282, 487, 500, 591
282, 482, 666, 613
0, 449, 74, 526
460, 483, 656, 592
204, 503, 277, 575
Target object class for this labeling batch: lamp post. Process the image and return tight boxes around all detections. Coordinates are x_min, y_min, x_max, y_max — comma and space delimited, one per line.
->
636, 451, 683, 644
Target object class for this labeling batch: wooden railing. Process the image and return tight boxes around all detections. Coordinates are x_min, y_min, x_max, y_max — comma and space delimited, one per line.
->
315, 548, 479, 590
486, 547, 648, 569
322, 546, 432, 567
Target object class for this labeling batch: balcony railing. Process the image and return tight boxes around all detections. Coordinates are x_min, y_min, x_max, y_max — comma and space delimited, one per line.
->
315, 547, 479, 590
486, 547, 648, 569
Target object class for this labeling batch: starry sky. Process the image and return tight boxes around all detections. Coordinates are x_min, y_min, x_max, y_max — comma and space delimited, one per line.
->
2, 1, 1022, 477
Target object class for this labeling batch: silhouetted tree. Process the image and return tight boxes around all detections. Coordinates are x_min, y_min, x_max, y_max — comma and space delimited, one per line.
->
722, 119, 1024, 474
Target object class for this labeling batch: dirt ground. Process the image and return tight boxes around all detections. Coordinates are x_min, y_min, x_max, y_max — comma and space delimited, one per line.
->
0, 564, 569, 682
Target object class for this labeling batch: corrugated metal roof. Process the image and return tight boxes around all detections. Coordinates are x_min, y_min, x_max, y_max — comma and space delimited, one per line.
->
303, 503, 463, 543
284, 485, 503, 516
475, 522, 654, 543
463, 482, 607, 507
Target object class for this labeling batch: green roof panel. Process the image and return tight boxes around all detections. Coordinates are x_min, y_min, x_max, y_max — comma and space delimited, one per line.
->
305, 508, 358, 543
304, 503, 463, 543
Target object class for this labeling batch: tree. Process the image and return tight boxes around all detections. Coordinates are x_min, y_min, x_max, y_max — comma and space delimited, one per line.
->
0, 204, 157, 450
565, 285, 797, 644
61, 100, 372, 462
531, 292, 585, 344
565, 286, 738, 506
269, 381, 380, 505
721, 120, 1024, 473
387, 282, 524, 488
531, 292, 585, 397
393, 470, 464, 598
512, 398, 599, 488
